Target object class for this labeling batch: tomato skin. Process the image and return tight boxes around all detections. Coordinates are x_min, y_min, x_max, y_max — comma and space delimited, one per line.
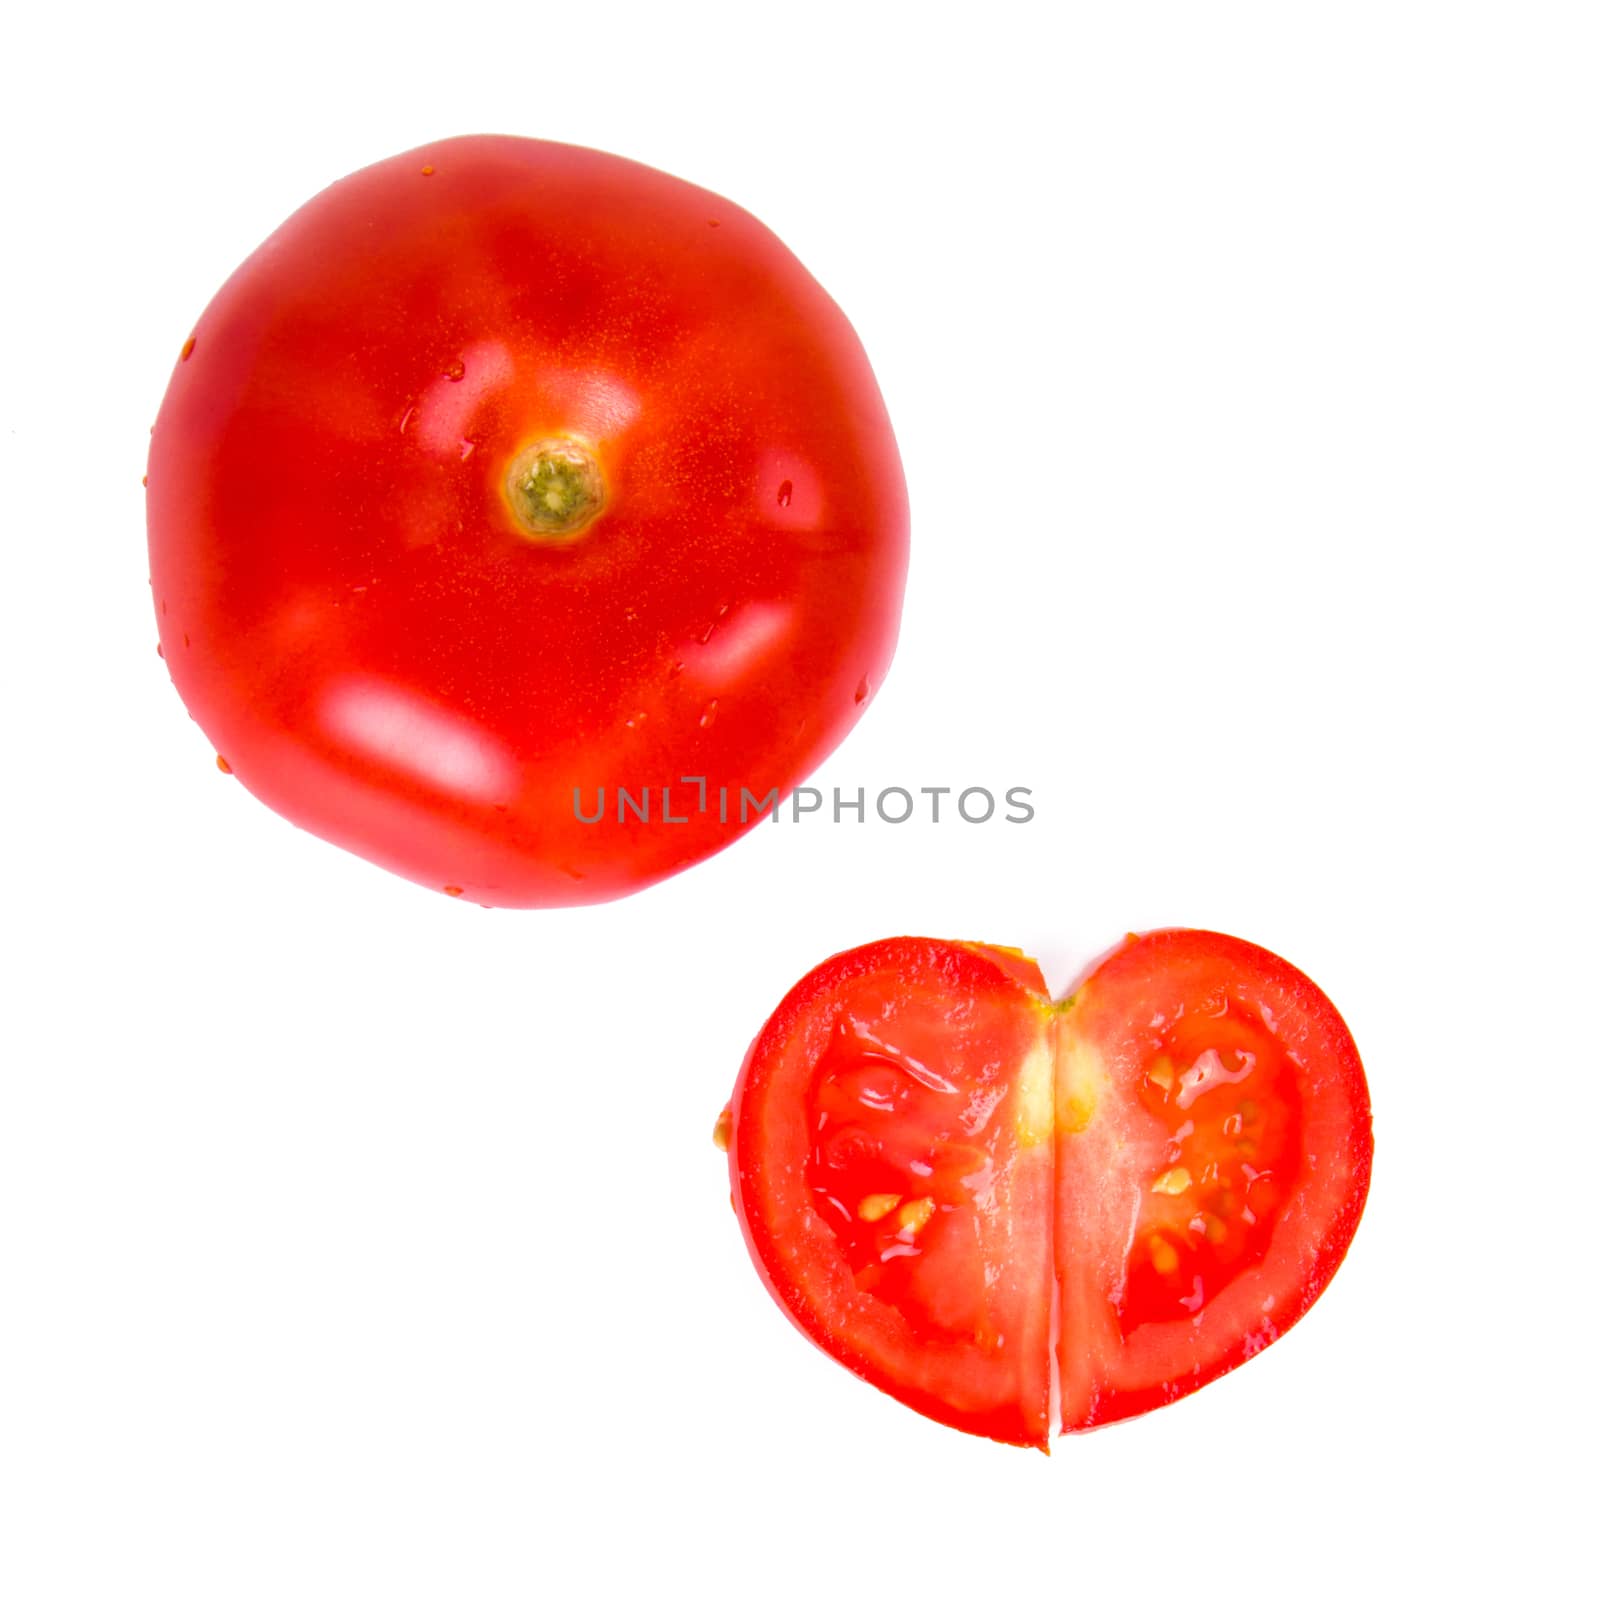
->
147, 136, 907, 906
723, 931, 1372, 1445
1055, 929, 1372, 1430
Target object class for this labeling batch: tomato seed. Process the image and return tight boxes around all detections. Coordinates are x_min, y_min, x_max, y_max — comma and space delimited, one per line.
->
1149, 1237, 1180, 1275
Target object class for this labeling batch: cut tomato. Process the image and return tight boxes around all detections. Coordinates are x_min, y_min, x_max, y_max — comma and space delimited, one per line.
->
726, 939, 1056, 1445
722, 930, 1372, 1446
1052, 930, 1372, 1429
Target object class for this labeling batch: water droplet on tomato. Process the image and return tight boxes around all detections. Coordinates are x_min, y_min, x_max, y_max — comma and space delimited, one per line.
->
697, 603, 733, 645
444, 360, 464, 381
399, 405, 415, 434
668, 660, 685, 678
215, 755, 232, 774
699, 699, 719, 729
421, 165, 435, 176
180, 337, 196, 362
777, 479, 793, 507
855, 677, 870, 704
707, 218, 721, 228
442, 884, 464, 897
155, 642, 164, 659
458, 439, 475, 460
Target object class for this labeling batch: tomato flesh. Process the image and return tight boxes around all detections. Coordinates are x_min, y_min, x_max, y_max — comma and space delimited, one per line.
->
725, 931, 1372, 1445
810, 1026, 1019, 1344
1117, 999, 1302, 1331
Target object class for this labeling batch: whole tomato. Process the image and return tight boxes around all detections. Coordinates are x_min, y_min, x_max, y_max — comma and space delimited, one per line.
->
147, 136, 907, 906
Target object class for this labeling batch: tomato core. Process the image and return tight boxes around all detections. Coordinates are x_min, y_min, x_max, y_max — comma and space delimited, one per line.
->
1116, 998, 1302, 1332
503, 437, 607, 539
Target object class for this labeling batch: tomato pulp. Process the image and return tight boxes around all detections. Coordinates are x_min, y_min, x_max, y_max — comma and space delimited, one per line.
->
147, 137, 908, 906
721, 932, 1372, 1445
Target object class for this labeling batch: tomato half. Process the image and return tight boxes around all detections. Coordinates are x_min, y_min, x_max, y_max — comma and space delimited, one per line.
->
725, 940, 1056, 1445
721, 931, 1372, 1447
147, 136, 907, 906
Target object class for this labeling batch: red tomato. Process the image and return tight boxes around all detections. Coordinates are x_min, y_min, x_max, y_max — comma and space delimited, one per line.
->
147, 136, 907, 906
721, 931, 1372, 1447
724, 940, 1057, 1445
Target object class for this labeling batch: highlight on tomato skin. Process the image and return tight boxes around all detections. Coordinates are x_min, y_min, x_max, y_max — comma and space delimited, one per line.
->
146, 135, 908, 907
718, 929, 1372, 1447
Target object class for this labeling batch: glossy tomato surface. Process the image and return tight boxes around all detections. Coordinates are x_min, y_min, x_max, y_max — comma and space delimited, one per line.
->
722, 931, 1372, 1447
147, 136, 907, 906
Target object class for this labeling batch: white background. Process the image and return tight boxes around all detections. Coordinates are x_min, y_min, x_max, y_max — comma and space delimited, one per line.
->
2, 2, 1594, 1594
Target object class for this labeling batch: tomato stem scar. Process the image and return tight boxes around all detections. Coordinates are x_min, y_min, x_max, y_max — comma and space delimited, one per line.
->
504, 439, 606, 540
